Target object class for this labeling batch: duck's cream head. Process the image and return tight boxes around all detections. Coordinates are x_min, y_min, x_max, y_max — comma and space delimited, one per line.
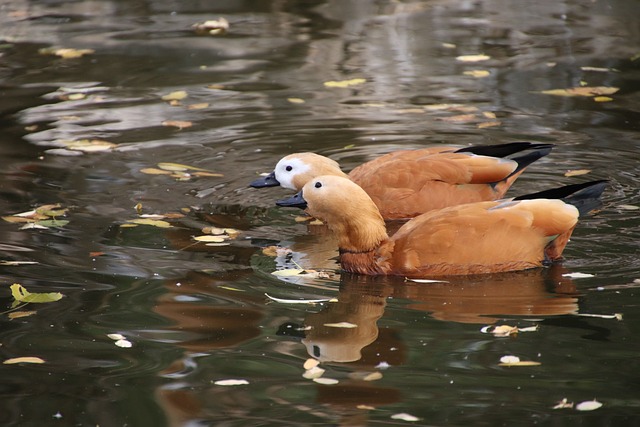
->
277, 175, 388, 253
250, 153, 347, 191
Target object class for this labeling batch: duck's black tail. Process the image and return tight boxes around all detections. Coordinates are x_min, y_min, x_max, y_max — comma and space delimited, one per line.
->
514, 180, 608, 216
455, 142, 554, 177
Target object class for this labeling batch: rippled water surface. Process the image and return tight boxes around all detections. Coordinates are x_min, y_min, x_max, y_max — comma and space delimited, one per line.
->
1, 1, 640, 426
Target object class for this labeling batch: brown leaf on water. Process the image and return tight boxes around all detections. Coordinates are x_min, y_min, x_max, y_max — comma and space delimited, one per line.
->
564, 169, 591, 177
161, 120, 193, 129
477, 121, 501, 129
8, 310, 37, 319
539, 86, 619, 97
463, 69, 490, 78
140, 168, 173, 175
186, 103, 209, 110
192, 171, 224, 178
126, 218, 172, 228
439, 114, 478, 123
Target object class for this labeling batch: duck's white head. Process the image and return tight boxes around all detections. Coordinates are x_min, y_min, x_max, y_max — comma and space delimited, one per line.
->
272, 153, 346, 191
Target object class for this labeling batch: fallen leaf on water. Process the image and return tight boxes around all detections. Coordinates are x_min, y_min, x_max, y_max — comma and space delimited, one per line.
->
552, 398, 574, 409
162, 120, 193, 129
287, 98, 305, 104
323, 78, 366, 88
538, 86, 619, 97
463, 69, 490, 78
140, 168, 173, 175
10, 284, 63, 304
192, 171, 224, 177
271, 268, 305, 277
107, 334, 126, 340
309, 219, 324, 226
439, 114, 478, 123
576, 399, 603, 411
313, 378, 339, 385
186, 102, 209, 110
323, 322, 357, 328
0, 261, 38, 266
581, 66, 617, 73
39, 47, 95, 59
265, 293, 332, 304
562, 272, 594, 279
498, 355, 541, 366
406, 278, 449, 283
19, 223, 49, 230
456, 54, 490, 62
3, 356, 46, 365
304, 358, 319, 370
126, 218, 172, 228
62, 139, 116, 152
114, 339, 133, 348
477, 121, 501, 129
391, 413, 420, 422
349, 371, 383, 381
294, 215, 313, 222
161, 91, 188, 101
262, 246, 292, 257
618, 204, 640, 211
214, 379, 249, 386
8, 311, 37, 319
303, 366, 325, 379
481, 325, 518, 337
564, 169, 591, 177
192, 18, 229, 36
33, 220, 69, 228
193, 235, 227, 243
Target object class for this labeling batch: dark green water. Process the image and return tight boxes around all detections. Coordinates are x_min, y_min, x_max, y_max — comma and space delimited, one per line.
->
1, 1, 639, 426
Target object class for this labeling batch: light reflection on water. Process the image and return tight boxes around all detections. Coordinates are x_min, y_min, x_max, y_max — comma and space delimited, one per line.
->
1, 0, 640, 425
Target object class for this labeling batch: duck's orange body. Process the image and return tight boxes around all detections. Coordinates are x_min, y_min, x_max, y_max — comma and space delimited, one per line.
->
276, 175, 595, 277
251, 143, 552, 219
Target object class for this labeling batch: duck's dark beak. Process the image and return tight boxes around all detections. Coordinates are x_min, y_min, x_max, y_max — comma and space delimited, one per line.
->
249, 171, 280, 188
276, 191, 307, 209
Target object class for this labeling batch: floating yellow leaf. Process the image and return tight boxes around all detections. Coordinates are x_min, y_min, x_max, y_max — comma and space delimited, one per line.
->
0, 261, 38, 266
304, 358, 319, 370
303, 366, 325, 379
581, 66, 615, 72
193, 235, 227, 243
323, 78, 366, 88
187, 103, 209, 110
161, 120, 193, 129
482, 111, 497, 119
127, 218, 172, 228
63, 139, 116, 152
10, 284, 63, 304
539, 86, 619, 97
192, 171, 224, 178
456, 54, 490, 62
463, 69, 490, 78
39, 47, 94, 59
594, 96, 613, 102
140, 168, 173, 175
161, 91, 188, 101
287, 98, 305, 104
294, 215, 313, 222
3, 356, 46, 365
477, 121, 501, 129
564, 169, 591, 177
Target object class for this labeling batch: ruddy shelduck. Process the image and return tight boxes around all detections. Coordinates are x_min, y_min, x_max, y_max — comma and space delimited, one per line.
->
251, 142, 553, 219
276, 176, 606, 277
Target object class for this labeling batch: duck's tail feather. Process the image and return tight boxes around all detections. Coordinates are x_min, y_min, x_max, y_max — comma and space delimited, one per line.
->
514, 180, 608, 216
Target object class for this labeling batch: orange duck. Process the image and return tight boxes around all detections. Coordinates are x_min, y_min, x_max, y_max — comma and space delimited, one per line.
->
276, 176, 606, 277
251, 142, 553, 219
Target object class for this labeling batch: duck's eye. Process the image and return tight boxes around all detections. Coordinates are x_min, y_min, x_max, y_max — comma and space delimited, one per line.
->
285, 165, 293, 172
315, 182, 322, 188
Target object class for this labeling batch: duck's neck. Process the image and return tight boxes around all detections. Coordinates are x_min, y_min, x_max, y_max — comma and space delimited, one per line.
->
326, 215, 388, 275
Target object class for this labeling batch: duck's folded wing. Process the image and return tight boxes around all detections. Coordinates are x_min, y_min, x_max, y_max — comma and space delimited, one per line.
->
380, 199, 579, 275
